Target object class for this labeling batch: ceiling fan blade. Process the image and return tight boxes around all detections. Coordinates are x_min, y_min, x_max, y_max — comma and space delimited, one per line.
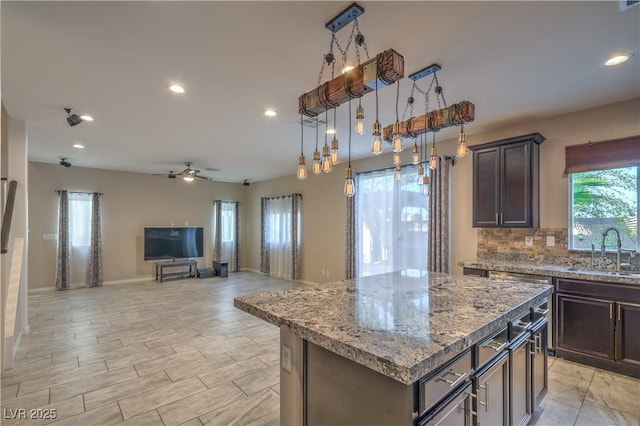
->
195, 175, 212, 181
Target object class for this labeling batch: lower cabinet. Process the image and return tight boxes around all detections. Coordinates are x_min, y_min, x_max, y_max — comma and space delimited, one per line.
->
417, 382, 473, 426
475, 351, 510, 426
616, 302, 640, 368
557, 294, 614, 360
531, 319, 548, 408
510, 335, 531, 426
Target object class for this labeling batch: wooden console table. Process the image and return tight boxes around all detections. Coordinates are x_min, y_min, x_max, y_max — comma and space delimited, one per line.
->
155, 260, 198, 283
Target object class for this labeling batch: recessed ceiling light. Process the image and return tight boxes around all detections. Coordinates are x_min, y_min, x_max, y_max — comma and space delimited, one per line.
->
326, 128, 336, 135
79, 115, 94, 122
169, 84, 185, 94
605, 54, 630, 66
73, 143, 85, 149
264, 109, 277, 117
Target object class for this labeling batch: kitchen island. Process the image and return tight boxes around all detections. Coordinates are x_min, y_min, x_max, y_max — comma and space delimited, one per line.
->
235, 271, 553, 425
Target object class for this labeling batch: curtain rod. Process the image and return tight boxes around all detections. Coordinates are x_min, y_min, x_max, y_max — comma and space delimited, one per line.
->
55, 190, 104, 195
357, 156, 456, 176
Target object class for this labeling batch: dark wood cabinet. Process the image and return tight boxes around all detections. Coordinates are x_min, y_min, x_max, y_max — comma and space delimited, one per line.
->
470, 133, 545, 228
475, 351, 510, 426
462, 267, 488, 278
555, 278, 640, 378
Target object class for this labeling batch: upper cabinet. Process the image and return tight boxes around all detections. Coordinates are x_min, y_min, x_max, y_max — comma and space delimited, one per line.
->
470, 133, 545, 228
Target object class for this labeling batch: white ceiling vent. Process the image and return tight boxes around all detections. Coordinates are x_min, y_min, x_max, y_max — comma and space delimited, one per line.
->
620, 0, 639, 11
296, 116, 328, 128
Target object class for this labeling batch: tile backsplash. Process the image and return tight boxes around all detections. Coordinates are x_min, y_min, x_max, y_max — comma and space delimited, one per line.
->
477, 228, 639, 271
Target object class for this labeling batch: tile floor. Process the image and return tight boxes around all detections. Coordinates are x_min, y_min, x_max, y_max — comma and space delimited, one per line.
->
1, 272, 639, 425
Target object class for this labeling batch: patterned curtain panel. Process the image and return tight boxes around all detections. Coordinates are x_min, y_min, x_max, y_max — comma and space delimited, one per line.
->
345, 194, 356, 279
212, 200, 222, 261
428, 158, 451, 273
291, 193, 302, 280
260, 197, 269, 274
55, 190, 70, 290
88, 192, 103, 287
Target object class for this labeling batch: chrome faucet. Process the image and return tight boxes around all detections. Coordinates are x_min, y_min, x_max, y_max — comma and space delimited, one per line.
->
601, 227, 622, 271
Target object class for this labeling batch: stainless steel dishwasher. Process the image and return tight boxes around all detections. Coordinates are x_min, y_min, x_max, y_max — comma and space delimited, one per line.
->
488, 271, 554, 350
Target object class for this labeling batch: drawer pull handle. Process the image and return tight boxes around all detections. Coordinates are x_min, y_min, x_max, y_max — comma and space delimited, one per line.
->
515, 320, 531, 328
478, 383, 489, 412
437, 370, 467, 387
482, 340, 507, 352
534, 308, 549, 315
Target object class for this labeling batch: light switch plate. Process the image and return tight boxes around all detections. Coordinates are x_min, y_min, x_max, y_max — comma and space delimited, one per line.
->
546, 236, 555, 247
525, 236, 533, 247
282, 344, 292, 373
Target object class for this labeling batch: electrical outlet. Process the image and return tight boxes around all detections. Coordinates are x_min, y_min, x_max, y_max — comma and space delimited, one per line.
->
525, 236, 533, 247
282, 344, 292, 373
546, 236, 555, 247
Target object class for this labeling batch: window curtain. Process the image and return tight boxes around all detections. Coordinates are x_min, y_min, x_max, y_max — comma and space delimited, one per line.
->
88, 192, 103, 287
69, 192, 92, 286
428, 158, 451, 273
213, 200, 240, 272
345, 194, 356, 279
55, 190, 70, 290
260, 194, 301, 280
355, 165, 428, 277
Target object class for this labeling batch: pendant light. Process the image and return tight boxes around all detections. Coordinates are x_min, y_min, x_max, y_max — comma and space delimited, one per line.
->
395, 163, 402, 181
423, 174, 430, 197
344, 98, 355, 198
322, 110, 333, 173
411, 143, 420, 165
429, 132, 438, 170
371, 75, 383, 155
355, 99, 365, 135
297, 114, 307, 180
313, 116, 321, 175
417, 134, 425, 185
393, 152, 401, 165
392, 81, 404, 153
331, 108, 340, 165
456, 122, 469, 158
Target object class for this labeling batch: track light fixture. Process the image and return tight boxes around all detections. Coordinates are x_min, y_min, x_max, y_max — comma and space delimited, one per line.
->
64, 108, 83, 127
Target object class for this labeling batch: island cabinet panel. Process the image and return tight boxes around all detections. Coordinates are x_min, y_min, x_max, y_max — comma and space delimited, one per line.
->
531, 319, 549, 408
510, 335, 532, 426
471, 133, 544, 228
475, 351, 510, 426
555, 278, 640, 378
417, 382, 473, 426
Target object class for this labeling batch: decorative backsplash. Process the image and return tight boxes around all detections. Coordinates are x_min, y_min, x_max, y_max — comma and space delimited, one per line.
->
477, 228, 639, 272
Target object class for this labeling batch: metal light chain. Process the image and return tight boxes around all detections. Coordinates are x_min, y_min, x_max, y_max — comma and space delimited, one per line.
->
401, 82, 417, 122
317, 33, 338, 87
353, 17, 370, 65
432, 72, 448, 109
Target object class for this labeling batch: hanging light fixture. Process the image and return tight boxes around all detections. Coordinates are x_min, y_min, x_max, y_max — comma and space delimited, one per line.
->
393, 152, 401, 165
422, 174, 430, 197
395, 163, 402, 181
322, 128, 333, 173
344, 98, 355, 198
331, 108, 340, 165
429, 132, 439, 170
411, 143, 420, 165
313, 116, 321, 175
371, 76, 383, 155
391, 81, 404, 153
456, 121, 469, 158
355, 99, 365, 135
417, 133, 425, 185
297, 114, 307, 180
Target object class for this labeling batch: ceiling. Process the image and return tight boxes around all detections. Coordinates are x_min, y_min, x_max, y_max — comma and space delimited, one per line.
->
2, 1, 639, 183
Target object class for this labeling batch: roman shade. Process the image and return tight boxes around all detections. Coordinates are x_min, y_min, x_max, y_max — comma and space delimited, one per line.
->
564, 135, 640, 174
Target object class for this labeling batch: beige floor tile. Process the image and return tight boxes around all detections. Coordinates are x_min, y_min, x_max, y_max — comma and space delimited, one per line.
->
83, 370, 172, 411
50, 366, 138, 402
49, 402, 123, 426
120, 328, 178, 346
2, 359, 79, 387
78, 342, 148, 366
118, 376, 207, 419
1, 388, 50, 411
2, 395, 85, 426
18, 362, 108, 396
550, 357, 596, 382
245, 408, 279, 426
95, 325, 155, 343
575, 400, 639, 426
586, 370, 640, 417
547, 368, 591, 408
199, 388, 279, 426
134, 349, 205, 377
114, 410, 163, 426
164, 352, 236, 382
105, 345, 175, 370
157, 382, 245, 425
233, 364, 280, 395
179, 419, 204, 426
530, 396, 581, 426
198, 358, 270, 389
1, 383, 20, 400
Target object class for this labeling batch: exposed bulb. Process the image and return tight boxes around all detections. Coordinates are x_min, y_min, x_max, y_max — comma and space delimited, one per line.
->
395, 164, 402, 181
429, 146, 438, 170
411, 144, 420, 165
331, 137, 340, 165
371, 121, 383, 155
422, 175, 430, 196
417, 164, 425, 185
313, 149, 322, 175
297, 154, 307, 180
456, 129, 468, 158
344, 168, 355, 198
355, 104, 365, 135
393, 153, 401, 165
322, 145, 332, 173
183, 175, 194, 182
392, 121, 404, 153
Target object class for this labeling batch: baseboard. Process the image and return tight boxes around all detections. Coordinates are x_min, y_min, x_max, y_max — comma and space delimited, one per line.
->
239, 268, 316, 286
29, 276, 154, 294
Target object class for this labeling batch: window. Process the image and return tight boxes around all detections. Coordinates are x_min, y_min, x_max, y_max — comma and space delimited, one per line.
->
220, 202, 236, 243
356, 165, 429, 277
213, 200, 239, 272
569, 166, 639, 252
69, 193, 92, 247
261, 194, 302, 280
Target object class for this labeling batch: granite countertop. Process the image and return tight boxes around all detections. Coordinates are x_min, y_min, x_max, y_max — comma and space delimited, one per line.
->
234, 271, 552, 385
460, 260, 640, 285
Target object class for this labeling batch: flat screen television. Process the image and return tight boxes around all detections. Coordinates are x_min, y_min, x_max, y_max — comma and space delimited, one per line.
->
144, 227, 204, 261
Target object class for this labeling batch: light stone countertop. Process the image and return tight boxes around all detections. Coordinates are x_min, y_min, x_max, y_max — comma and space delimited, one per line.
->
460, 260, 640, 285
234, 271, 552, 385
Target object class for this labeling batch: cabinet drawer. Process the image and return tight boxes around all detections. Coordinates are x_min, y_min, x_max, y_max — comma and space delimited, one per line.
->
476, 326, 509, 369
418, 350, 472, 416
556, 279, 639, 304
510, 311, 533, 342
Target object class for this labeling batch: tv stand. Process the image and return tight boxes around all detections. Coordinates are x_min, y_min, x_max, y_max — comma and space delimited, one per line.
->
155, 260, 197, 283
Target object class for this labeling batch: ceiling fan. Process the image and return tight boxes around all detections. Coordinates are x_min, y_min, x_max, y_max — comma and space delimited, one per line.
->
153, 162, 213, 181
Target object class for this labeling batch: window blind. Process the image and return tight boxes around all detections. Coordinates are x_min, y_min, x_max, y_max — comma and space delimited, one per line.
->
564, 135, 640, 174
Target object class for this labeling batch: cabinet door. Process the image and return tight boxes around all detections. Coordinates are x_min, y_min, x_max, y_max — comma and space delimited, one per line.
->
557, 294, 615, 360
473, 147, 500, 227
418, 382, 472, 426
476, 351, 509, 426
616, 302, 640, 367
531, 321, 548, 409
500, 141, 532, 227
510, 337, 531, 426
